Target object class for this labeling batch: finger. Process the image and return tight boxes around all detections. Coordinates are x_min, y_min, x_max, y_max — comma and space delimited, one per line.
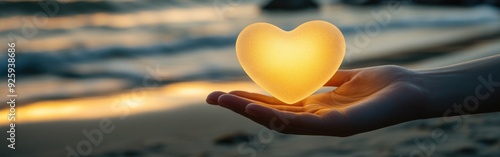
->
206, 91, 227, 105
217, 94, 254, 113
217, 94, 327, 135
219, 93, 304, 112
229, 91, 305, 112
244, 103, 325, 134
229, 90, 289, 105
324, 69, 359, 87
217, 94, 281, 128
260, 104, 304, 112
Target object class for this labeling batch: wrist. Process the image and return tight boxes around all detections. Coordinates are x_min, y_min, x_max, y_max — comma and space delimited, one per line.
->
414, 67, 478, 119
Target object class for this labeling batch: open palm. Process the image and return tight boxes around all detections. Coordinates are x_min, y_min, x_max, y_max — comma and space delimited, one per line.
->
207, 65, 427, 136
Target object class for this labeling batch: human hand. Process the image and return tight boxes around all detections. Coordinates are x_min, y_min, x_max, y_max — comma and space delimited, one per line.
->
207, 65, 427, 136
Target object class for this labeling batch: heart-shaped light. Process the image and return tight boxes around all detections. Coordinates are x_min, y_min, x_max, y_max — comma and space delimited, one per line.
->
236, 20, 345, 104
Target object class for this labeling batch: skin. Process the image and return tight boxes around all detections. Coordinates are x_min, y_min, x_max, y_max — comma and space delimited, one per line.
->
206, 54, 500, 137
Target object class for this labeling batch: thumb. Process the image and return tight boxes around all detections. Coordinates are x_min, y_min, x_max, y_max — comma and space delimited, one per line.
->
324, 69, 358, 87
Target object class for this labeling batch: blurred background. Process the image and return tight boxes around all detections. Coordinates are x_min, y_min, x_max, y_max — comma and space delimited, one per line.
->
0, 0, 499, 157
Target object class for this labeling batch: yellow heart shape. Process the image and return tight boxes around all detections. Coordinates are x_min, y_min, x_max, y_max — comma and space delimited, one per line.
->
236, 20, 345, 104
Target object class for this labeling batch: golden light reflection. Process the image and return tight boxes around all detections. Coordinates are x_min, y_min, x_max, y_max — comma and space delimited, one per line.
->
171, 86, 208, 96
25, 105, 81, 117
0, 81, 262, 125
0, 5, 259, 52
0, 5, 259, 32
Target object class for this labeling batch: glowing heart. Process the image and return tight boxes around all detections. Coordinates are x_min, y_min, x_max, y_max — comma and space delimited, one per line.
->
236, 20, 345, 104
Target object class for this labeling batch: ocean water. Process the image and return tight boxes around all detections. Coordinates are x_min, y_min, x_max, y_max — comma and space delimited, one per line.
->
1, 0, 500, 120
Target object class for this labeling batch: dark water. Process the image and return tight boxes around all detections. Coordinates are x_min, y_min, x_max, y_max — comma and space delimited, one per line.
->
0, 0, 499, 108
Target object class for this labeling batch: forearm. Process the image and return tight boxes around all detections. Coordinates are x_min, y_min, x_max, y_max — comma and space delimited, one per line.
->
415, 54, 500, 119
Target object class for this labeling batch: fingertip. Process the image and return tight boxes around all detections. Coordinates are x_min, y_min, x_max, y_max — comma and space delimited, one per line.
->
217, 94, 233, 106
217, 94, 256, 114
244, 103, 277, 117
206, 91, 226, 105
217, 94, 246, 107
244, 103, 262, 116
245, 103, 261, 109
